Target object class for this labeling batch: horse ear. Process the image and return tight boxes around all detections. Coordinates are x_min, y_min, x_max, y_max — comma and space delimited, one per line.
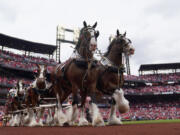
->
83, 21, 87, 28
123, 31, 126, 37
117, 29, 120, 36
93, 22, 97, 28
95, 31, 99, 38
36, 64, 40, 69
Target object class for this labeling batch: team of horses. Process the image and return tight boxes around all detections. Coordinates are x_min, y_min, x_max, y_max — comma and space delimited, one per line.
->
4, 21, 135, 127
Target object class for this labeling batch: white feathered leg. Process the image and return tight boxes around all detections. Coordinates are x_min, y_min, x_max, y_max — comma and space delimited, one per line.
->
35, 108, 44, 127
9, 115, 14, 126
10, 114, 16, 127
10, 114, 21, 126
22, 111, 30, 126
108, 104, 122, 125
46, 108, 53, 126
53, 107, 60, 126
28, 109, 38, 127
89, 103, 105, 126
78, 107, 89, 126
15, 113, 21, 126
58, 106, 67, 126
113, 89, 130, 114
55, 94, 67, 126
65, 104, 78, 126
54, 107, 66, 126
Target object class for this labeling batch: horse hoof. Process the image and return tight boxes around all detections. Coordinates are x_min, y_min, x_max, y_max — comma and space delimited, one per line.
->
92, 117, 105, 127
63, 122, 70, 127
78, 119, 89, 126
108, 117, 122, 125
108, 120, 122, 125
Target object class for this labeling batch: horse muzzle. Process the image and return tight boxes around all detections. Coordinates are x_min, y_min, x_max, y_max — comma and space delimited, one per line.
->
129, 48, 135, 55
36, 78, 46, 89
89, 44, 97, 52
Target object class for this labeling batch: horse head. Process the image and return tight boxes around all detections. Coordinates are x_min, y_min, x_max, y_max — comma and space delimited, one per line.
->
35, 64, 47, 90
116, 30, 134, 56
107, 30, 134, 56
104, 30, 135, 66
75, 21, 99, 60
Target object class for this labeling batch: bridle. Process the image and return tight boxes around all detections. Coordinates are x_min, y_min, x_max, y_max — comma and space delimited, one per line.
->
78, 26, 98, 57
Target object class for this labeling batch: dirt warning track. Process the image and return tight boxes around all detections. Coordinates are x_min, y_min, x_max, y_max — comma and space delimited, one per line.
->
0, 123, 180, 135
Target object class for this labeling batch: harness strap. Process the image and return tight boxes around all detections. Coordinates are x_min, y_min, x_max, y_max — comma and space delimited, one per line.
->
97, 65, 124, 95
117, 65, 124, 89
118, 68, 120, 89
81, 60, 93, 91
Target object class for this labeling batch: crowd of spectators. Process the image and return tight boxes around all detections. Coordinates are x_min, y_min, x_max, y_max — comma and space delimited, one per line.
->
0, 58, 37, 72
0, 106, 4, 121
124, 74, 180, 94
139, 73, 180, 83
0, 50, 57, 65
0, 76, 32, 88
125, 73, 180, 83
0, 57, 54, 73
124, 85, 180, 94
124, 75, 140, 81
0, 50, 57, 73
100, 101, 180, 121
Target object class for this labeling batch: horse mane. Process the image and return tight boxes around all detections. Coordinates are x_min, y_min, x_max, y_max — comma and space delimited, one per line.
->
75, 27, 91, 59
75, 28, 85, 50
75, 36, 81, 50
104, 39, 116, 56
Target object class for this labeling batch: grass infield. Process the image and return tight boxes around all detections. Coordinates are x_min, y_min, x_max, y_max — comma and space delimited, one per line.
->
122, 119, 180, 125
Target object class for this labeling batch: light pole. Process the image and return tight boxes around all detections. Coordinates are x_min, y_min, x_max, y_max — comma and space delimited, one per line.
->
56, 25, 80, 62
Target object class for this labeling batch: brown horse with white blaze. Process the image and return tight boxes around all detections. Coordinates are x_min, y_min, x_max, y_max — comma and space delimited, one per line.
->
51, 21, 101, 126
25, 64, 49, 108
96, 30, 135, 125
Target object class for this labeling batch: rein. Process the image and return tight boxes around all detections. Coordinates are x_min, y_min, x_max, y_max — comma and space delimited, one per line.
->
81, 61, 91, 91
75, 58, 95, 91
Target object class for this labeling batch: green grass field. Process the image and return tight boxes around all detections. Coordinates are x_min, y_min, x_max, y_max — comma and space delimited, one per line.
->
122, 119, 180, 125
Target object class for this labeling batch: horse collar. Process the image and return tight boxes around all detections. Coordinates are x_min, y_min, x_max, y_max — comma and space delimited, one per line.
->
71, 50, 84, 60
100, 57, 124, 70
